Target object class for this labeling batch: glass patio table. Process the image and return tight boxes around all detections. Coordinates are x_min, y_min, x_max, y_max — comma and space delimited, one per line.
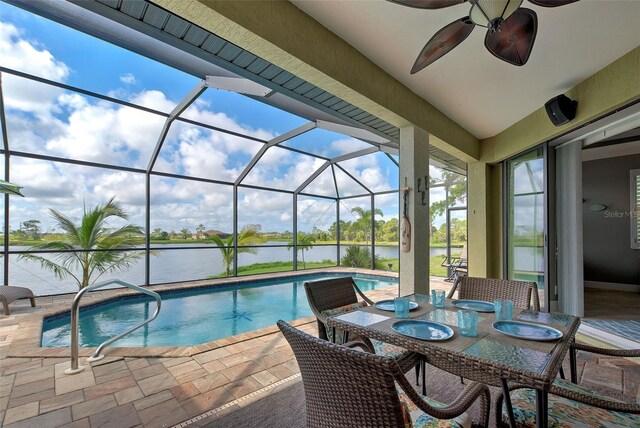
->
326, 294, 580, 428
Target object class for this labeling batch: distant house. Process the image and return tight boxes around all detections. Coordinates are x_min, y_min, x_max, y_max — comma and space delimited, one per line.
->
206, 230, 231, 239
192, 230, 231, 240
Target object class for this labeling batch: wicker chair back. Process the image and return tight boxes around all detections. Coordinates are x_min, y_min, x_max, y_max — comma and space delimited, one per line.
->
278, 320, 406, 427
447, 276, 540, 311
304, 276, 370, 340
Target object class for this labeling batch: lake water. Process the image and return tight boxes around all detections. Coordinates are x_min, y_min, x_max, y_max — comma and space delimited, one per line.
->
5, 244, 448, 296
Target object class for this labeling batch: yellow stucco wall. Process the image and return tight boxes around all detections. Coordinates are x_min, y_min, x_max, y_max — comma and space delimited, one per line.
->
467, 162, 503, 279
481, 46, 640, 163
155, 0, 480, 162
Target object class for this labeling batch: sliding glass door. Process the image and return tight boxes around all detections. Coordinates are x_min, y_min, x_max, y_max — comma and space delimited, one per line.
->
505, 147, 547, 309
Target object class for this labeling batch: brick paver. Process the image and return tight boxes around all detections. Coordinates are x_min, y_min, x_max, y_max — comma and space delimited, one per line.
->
1, 273, 638, 427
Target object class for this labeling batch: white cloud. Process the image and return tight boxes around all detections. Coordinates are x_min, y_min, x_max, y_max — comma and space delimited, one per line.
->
0, 21, 69, 81
329, 137, 371, 156
119, 73, 136, 85
130, 90, 176, 113
41, 95, 165, 167
1, 18, 398, 234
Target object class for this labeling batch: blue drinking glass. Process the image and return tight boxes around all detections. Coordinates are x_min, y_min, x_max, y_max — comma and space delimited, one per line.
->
494, 299, 514, 321
394, 297, 410, 319
431, 289, 445, 308
457, 309, 478, 337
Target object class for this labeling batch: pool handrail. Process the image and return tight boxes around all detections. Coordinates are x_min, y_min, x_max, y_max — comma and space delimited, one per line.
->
64, 279, 161, 375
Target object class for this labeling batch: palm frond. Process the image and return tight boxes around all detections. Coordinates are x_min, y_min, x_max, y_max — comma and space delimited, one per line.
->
89, 251, 145, 284
17, 253, 81, 287
49, 209, 80, 242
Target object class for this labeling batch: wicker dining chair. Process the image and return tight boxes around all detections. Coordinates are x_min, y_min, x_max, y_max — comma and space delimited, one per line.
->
304, 276, 421, 377
446, 276, 540, 311
278, 320, 490, 428
496, 343, 640, 427
569, 342, 640, 382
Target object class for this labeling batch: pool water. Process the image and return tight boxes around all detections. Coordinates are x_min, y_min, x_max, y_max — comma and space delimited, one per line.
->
41, 274, 397, 347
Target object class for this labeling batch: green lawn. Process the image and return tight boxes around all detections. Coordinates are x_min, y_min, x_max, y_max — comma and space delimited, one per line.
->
210, 261, 337, 278
378, 256, 447, 277
208, 256, 448, 278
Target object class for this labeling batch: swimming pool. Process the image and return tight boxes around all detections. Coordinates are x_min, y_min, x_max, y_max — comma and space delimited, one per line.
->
41, 273, 397, 348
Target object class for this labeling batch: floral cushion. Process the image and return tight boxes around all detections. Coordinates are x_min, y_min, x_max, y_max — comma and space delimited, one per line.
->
503, 380, 640, 428
397, 385, 471, 428
372, 339, 413, 360
320, 301, 367, 344
552, 378, 627, 403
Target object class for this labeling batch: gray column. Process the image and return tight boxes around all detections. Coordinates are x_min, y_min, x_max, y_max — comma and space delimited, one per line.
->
556, 142, 584, 316
399, 126, 430, 295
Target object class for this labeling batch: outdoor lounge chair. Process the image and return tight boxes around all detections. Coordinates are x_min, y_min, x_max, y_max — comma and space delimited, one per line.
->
496, 344, 640, 427
446, 276, 540, 311
278, 320, 491, 428
441, 244, 467, 282
1, 285, 36, 315
303, 276, 422, 377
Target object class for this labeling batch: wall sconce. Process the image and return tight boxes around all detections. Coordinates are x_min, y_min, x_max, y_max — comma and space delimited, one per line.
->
589, 204, 607, 212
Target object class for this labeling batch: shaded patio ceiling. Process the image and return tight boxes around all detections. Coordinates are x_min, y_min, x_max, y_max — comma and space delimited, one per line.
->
293, 0, 640, 140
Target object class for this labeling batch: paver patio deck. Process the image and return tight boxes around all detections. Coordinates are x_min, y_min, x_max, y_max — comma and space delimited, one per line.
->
1, 270, 638, 427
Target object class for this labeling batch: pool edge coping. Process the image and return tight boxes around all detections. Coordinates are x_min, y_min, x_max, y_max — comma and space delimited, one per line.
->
7, 268, 398, 359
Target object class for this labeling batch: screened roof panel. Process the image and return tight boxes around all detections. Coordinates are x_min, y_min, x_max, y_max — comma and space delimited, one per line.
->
2, 74, 164, 169
241, 146, 326, 191
302, 167, 337, 198
180, 87, 308, 139
375, 193, 399, 219
237, 187, 293, 235
280, 128, 372, 158
338, 151, 399, 193
297, 196, 337, 235
153, 121, 263, 182
334, 165, 369, 197
13, 0, 471, 173
0, 1, 199, 111
149, 175, 233, 239
9, 156, 146, 231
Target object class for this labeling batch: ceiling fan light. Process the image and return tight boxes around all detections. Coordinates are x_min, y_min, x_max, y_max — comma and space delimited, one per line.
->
470, 0, 523, 28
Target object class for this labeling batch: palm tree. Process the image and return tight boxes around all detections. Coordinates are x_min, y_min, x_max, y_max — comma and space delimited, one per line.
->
350, 207, 383, 245
19, 197, 144, 289
210, 224, 264, 277
287, 232, 315, 269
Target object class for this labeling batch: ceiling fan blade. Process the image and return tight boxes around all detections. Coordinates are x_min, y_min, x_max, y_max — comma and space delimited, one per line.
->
387, 0, 467, 9
411, 17, 475, 73
484, 8, 537, 66
528, 0, 579, 7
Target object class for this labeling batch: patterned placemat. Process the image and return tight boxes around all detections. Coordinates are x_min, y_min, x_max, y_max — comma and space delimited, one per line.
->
334, 310, 390, 327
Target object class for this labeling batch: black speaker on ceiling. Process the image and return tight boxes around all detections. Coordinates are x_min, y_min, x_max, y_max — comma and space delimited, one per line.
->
545, 94, 577, 127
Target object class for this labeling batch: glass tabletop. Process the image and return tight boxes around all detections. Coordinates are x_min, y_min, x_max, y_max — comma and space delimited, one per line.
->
327, 295, 581, 384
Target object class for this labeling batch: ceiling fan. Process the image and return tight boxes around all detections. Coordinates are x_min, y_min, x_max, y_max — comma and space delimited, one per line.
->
388, 0, 579, 73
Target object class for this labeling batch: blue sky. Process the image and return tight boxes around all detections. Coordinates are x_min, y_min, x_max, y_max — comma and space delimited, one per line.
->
0, 1, 407, 234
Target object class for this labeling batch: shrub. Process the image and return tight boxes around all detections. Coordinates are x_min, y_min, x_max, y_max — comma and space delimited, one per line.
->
341, 245, 382, 269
